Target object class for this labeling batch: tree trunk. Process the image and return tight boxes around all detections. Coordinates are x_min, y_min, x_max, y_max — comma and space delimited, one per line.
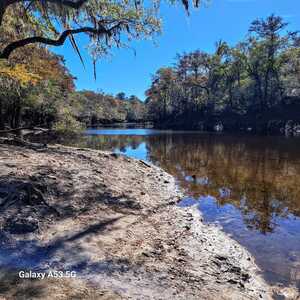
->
0, 97, 4, 130
263, 69, 270, 109
14, 103, 21, 129
254, 77, 264, 112
0, 2, 5, 26
228, 84, 233, 109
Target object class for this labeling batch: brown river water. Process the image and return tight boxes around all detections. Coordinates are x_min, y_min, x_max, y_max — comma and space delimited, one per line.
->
65, 129, 300, 292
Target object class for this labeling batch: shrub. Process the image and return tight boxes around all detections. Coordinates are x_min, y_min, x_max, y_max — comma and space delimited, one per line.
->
53, 107, 84, 135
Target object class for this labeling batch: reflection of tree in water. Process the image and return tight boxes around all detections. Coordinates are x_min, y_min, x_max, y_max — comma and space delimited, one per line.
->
66, 133, 300, 234
64, 135, 145, 153
130, 139, 141, 150
146, 134, 300, 234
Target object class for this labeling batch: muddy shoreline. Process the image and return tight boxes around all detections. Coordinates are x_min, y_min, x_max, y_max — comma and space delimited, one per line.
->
0, 144, 272, 299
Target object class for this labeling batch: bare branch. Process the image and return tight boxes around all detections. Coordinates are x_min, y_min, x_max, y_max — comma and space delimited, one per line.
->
0, 23, 122, 59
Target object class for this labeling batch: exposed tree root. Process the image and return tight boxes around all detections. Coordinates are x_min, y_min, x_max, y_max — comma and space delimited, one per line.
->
0, 182, 60, 216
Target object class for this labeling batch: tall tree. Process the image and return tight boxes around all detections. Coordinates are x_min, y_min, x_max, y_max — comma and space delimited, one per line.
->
246, 15, 297, 110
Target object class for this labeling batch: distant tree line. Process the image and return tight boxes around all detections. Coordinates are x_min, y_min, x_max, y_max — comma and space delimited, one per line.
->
0, 0, 198, 136
2, 10, 300, 136
70, 91, 146, 126
145, 15, 300, 134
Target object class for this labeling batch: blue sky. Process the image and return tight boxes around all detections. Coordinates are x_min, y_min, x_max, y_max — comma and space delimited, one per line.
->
52, 0, 300, 100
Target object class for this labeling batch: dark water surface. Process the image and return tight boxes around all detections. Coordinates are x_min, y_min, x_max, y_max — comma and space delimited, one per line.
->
67, 129, 300, 290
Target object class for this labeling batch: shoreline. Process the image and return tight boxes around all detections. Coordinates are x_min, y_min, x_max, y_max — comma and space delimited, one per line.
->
0, 144, 272, 299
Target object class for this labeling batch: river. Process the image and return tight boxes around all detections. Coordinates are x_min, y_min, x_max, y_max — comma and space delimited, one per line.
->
66, 129, 300, 291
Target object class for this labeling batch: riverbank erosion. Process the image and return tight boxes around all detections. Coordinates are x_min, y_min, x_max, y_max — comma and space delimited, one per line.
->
0, 144, 272, 299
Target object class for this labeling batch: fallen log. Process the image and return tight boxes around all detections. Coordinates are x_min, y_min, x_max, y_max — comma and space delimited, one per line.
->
0, 126, 36, 135
0, 126, 48, 135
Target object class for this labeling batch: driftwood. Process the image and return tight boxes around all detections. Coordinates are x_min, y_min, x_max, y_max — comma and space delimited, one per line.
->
23, 127, 49, 136
0, 126, 49, 135
140, 160, 152, 168
0, 136, 47, 149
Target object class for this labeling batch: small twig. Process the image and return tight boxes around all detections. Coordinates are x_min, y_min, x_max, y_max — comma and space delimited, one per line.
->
140, 160, 152, 168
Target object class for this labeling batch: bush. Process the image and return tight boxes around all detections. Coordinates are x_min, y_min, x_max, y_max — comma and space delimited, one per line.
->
53, 107, 84, 135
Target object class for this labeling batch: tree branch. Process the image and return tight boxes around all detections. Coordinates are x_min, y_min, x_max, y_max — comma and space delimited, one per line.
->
0, 0, 88, 26
6, 0, 88, 9
0, 24, 121, 59
48, 0, 88, 8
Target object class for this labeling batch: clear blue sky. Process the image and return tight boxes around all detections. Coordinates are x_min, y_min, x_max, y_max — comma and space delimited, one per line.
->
52, 0, 300, 100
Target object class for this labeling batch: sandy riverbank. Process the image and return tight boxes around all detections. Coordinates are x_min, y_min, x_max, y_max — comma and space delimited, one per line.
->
0, 144, 272, 299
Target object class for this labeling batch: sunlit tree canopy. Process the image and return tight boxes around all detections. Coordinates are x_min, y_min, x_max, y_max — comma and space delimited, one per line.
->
0, 0, 203, 60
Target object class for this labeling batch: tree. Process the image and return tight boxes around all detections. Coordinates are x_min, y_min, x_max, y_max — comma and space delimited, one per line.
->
0, 59, 41, 129
0, 44, 75, 130
116, 92, 126, 100
126, 96, 145, 121
246, 15, 297, 110
145, 15, 300, 132
0, 0, 202, 60
0, 6, 76, 130
146, 67, 177, 122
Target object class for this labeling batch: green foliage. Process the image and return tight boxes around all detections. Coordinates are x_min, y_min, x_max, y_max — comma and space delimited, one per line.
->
53, 107, 84, 135
0, 0, 203, 60
73, 90, 146, 125
0, 27, 76, 130
146, 15, 300, 130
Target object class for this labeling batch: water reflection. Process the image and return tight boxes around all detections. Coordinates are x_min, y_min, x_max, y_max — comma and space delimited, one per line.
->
65, 131, 300, 289
146, 134, 300, 233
